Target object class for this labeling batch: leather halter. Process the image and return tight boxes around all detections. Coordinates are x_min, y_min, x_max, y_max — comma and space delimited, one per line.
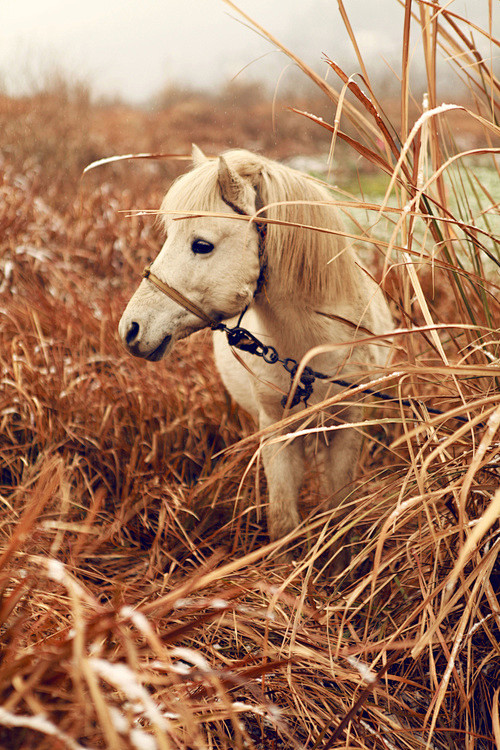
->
141, 193, 267, 326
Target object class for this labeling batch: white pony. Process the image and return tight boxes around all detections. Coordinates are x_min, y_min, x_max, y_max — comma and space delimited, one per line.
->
119, 147, 393, 547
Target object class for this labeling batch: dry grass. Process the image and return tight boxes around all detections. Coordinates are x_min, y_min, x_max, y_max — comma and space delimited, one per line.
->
1, 2, 499, 748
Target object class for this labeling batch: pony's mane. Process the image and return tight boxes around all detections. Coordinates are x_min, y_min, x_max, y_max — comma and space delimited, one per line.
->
161, 149, 358, 302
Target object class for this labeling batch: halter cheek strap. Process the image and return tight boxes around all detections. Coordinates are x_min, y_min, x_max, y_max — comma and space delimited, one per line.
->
219, 192, 267, 297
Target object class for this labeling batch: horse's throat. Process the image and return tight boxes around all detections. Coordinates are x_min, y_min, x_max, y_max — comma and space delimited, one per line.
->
254, 294, 325, 358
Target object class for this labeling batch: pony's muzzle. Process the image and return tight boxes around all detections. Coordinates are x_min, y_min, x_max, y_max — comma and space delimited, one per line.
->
120, 318, 172, 361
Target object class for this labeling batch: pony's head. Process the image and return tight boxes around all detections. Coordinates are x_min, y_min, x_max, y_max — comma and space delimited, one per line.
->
119, 146, 263, 361
119, 146, 356, 361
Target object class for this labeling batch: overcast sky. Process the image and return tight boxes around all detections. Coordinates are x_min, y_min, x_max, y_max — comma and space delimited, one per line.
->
0, 0, 496, 102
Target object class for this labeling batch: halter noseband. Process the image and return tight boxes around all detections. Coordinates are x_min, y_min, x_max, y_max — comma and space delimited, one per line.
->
141, 266, 220, 328
141, 193, 267, 327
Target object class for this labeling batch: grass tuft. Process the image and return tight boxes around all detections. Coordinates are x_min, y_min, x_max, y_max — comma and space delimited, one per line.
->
1, 1, 499, 747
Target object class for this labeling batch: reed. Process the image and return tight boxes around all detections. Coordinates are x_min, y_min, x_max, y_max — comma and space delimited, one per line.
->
0, 1, 498, 747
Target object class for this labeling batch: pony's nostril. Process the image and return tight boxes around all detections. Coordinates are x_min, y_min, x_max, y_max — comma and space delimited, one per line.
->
126, 321, 140, 346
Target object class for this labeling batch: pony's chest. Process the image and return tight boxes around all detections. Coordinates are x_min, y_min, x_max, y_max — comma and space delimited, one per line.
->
211, 308, 349, 421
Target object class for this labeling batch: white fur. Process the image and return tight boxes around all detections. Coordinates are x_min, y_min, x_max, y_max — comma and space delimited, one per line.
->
119, 147, 394, 545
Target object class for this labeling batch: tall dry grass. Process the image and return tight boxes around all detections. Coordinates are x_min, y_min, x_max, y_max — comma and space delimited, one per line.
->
1, 1, 499, 748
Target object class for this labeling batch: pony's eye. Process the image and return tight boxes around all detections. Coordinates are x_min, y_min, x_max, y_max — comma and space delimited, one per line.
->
192, 239, 214, 255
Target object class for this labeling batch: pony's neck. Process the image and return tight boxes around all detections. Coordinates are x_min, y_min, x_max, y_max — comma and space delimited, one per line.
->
253, 255, 365, 360
254, 287, 331, 357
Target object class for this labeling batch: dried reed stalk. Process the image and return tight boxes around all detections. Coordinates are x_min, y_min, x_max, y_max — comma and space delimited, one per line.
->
0, 1, 498, 748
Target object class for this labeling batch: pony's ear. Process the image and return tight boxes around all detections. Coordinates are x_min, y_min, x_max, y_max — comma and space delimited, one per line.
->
217, 156, 253, 213
192, 144, 208, 168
